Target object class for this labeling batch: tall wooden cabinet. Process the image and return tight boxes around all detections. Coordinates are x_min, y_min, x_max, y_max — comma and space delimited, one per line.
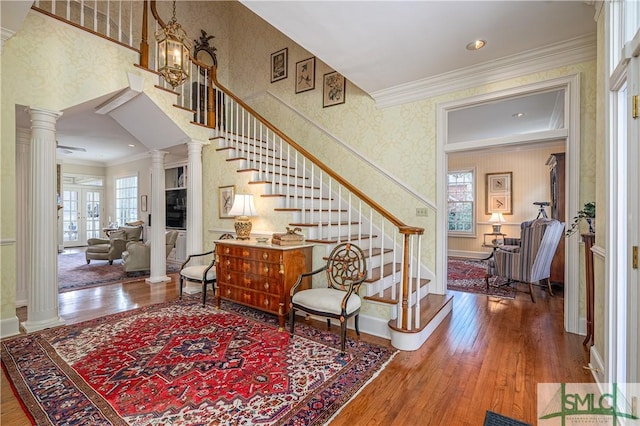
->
547, 153, 565, 284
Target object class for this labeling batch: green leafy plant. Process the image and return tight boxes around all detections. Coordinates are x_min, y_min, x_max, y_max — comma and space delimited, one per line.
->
565, 201, 596, 236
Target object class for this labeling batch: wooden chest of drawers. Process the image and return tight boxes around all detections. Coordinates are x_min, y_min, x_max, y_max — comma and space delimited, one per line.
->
214, 240, 313, 329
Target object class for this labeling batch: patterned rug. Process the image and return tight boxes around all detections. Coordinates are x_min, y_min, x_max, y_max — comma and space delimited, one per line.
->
1, 298, 396, 425
58, 251, 181, 293
448, 257, 516, 299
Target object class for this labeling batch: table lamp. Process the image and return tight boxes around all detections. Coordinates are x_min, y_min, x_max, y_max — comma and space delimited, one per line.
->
489, 212, 506, 233
228, 194, 257, 239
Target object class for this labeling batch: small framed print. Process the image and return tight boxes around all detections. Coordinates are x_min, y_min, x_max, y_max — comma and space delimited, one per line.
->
270, 48, 288, 83
140, 195, 148, 212
218, 185, 235, 218
486, 172, 512, 215
295, 57, 315, 93
323, 71, 346, 107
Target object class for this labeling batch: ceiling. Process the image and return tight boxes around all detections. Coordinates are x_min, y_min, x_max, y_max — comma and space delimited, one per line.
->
9, 0, 597, 165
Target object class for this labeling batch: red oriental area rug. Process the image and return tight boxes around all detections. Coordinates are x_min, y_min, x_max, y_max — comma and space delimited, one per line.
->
1, 299, 396, 425
448, 257, 516, 299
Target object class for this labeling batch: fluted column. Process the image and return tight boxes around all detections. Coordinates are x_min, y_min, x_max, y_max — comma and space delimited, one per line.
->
186, 139, 205, 257
147, 150, 170, 283
22, 108, 64, 332
182, 139, 206, 294
15, 128, 31, 308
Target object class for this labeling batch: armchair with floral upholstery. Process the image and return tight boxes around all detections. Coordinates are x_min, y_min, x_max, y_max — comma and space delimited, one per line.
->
85, 225, 142, 264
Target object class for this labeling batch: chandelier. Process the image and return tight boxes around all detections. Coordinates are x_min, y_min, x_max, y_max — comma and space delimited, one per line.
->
155, 0, 191, 88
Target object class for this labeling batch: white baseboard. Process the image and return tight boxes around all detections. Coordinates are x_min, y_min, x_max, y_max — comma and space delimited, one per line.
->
448, 250, 489, 260
0, 316, 20, 339
589, 345, 606, 384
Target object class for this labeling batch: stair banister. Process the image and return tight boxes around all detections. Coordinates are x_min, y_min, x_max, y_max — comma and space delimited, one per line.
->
209, 66, 425, 330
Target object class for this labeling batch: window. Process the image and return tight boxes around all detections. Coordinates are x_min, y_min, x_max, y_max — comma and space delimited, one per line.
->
115, 175, 138, 226
448, 170, 475, 235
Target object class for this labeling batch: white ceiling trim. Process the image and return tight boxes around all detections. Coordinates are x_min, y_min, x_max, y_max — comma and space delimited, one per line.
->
372, 34, 596, 109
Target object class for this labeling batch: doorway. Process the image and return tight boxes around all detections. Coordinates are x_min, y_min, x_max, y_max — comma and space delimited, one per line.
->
61, 175, 104, 247
437, 74, 582, 335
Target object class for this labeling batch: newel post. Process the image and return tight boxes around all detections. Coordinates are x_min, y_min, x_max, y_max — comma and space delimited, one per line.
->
139, 0, 149, 68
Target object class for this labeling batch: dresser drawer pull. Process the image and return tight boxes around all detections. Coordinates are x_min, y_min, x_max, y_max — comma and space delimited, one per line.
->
264, 282, 269, 290
264, 266, 269, 273
243, 250, 250, 257
226, 289, 231, 296
262, 252, 269, 260
225, 259, 231, 267
226, 274, 231, 281
224, 247, 230, 254
264, 299, 270, 307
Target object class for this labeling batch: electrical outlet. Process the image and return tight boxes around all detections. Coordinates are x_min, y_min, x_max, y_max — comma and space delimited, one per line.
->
416, 207, 429, 217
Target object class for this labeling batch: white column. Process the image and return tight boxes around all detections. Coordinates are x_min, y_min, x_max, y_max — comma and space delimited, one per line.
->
15, 127, 31, 308
182, 139, 206, 294
147, 150, 170, 283
186, 139, 205, 256
22, 107, 65, 332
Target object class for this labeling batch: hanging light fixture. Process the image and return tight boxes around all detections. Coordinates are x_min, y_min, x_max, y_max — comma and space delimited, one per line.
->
155, 0, 191, 88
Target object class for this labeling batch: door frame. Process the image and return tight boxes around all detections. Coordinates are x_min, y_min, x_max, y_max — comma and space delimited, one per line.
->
436, 74, 582, 335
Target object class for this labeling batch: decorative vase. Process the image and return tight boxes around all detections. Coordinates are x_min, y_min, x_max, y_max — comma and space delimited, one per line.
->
586, 218, 595, 234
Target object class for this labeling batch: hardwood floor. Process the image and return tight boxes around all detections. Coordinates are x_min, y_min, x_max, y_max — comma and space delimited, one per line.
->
1, 278, 591, 425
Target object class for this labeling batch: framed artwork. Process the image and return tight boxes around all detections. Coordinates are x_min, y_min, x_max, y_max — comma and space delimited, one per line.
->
486, 172, 512, 215
140, 195, 148, 212
270, 48, 288, 83
323, 71, 346, 107
295, 57, 315, 93
219, 185, 235, 218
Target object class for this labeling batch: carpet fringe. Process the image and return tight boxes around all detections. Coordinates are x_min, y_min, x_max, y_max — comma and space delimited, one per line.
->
322, 349, 400, 425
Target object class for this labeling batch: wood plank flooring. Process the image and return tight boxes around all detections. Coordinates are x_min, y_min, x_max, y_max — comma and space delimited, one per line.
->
1, 277, 592, 425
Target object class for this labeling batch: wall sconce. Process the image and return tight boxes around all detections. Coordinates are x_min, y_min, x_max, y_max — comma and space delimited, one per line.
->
489, 212, 506, 233
228, 194, 257, 240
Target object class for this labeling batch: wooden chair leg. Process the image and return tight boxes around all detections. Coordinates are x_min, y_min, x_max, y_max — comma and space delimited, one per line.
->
340, 321, 347, 355
326, 318, 331, 330
528, 282, 536, 303
354, 315, 360, 336
201, 281, 206, 307
545, 278, 554, 296
289, 308, 296, 336
179, 276, 184, 299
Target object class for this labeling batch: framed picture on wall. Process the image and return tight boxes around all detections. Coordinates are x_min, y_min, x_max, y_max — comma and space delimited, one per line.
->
295, 57, 315, 93
218, 185, 235, 218
270, 48, 288, 83
323, 71, 346, 107
486, 172, 512, 215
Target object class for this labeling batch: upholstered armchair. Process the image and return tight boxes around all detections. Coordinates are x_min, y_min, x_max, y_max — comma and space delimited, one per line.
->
289, 242, 367, 355
121, 230, 179, 274
85, 225, 142, 264
486, 218, 564, 302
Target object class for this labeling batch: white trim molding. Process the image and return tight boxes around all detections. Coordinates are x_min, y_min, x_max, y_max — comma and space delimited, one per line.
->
373, 34, 596, 109
0, 317, 20, 339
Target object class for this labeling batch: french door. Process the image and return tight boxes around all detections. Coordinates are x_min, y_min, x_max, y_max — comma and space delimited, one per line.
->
62, 187, 103, 247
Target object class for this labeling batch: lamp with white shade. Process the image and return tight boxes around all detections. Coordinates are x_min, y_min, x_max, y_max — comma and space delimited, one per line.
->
228, 194, 257, 239
488, 212, 506, 233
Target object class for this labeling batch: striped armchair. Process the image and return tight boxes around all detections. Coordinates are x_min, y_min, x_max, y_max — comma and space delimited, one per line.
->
486, 218, 564, 302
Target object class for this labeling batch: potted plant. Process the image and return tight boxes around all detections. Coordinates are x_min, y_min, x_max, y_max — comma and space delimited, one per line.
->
565, 201, 596, 236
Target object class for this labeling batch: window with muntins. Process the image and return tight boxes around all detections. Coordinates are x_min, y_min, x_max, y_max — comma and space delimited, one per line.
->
115, 175, 138, 226
448, 170, 475, 235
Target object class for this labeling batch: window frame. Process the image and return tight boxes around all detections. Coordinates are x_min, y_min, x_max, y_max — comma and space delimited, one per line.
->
447, 168, 476, 237
114, 174, 139, 226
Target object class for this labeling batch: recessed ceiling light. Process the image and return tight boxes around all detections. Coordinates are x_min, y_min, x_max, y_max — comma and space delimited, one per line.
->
128, 144, 135, 147
466, 40, 486, 51
512, 112, 525, 118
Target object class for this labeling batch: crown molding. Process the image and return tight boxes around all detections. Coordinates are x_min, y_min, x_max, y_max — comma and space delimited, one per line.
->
372, 34, 596, 109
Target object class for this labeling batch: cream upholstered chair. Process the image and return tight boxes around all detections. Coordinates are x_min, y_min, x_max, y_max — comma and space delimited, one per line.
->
85, 225, 142, 264
121, 230, 179, 273
179, 233, 234, 306
289, 242, 367, 355
486, 218, 564, 302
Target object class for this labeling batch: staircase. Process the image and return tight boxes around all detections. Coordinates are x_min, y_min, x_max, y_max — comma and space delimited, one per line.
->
33, 0, 453, 351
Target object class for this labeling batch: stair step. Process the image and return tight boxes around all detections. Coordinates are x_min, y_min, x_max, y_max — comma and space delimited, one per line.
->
367, 262, 401, 282
387, 293, 453, 334
261, 194, 333, 201
250, 181, 321, 191
289, 221, 360, 227
364, 277, 431, 305
237, 169, 308, 179
305, 234, 377, 244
